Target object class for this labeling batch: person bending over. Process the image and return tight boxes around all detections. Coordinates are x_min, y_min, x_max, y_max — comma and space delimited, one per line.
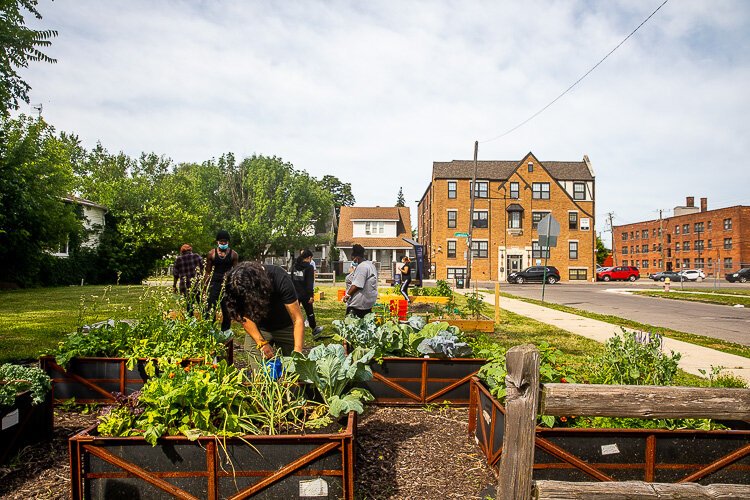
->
224, 262, 305, 368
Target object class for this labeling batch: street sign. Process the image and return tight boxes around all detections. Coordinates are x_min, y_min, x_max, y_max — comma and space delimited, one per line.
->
538, 214, 560, 248
454, 232, 469, 237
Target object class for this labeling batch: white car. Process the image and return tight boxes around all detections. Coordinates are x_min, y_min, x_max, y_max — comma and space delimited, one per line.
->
678, 269, 706, 281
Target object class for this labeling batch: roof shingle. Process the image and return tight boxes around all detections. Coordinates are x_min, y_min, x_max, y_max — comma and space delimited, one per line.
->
432, 158, 593, 181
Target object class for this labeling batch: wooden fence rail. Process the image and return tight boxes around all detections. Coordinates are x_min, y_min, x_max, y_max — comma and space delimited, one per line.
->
498, 344, 750, 500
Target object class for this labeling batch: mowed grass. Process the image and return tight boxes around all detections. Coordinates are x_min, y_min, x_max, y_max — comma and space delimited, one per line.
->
633, 290, 750, 307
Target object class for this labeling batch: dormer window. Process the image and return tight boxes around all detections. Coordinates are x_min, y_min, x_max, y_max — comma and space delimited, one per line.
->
528, 162, 534, 172
365, 221, 384, 235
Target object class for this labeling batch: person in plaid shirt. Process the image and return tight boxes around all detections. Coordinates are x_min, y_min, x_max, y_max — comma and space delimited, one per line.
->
173, 244, 203, 315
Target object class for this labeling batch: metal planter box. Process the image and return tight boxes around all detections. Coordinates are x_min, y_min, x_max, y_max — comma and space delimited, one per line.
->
468, 377, 750, 484
363, 357, 487, 406
0, 390, 54, 464
69, 412, 356, 499
40, 355, 222, 404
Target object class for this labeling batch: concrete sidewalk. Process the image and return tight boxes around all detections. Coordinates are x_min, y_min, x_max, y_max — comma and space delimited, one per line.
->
458, 289, 750, 383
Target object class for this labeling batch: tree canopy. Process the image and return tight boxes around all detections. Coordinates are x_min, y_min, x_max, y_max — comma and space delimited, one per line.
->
396, 187, 405, 207
1, 0, 58, 115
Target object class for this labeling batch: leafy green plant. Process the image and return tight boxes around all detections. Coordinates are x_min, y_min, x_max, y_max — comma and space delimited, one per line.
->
698, 366, 748, 388
463, 291, 487, 319
0, 363, 51, 406
417, 331, 472, 358
585, 330, 680, 386
286, 344, 375, 418
434, 280, 453, 297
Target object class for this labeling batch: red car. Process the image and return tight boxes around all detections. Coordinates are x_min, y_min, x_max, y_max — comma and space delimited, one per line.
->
597, 266, 640, 282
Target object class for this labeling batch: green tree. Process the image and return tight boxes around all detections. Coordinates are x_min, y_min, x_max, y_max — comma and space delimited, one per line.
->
319, 174, 355, 222
396, 187, 405, 207
215, 154, 333, 260
596, 234, 609, 266
0, 115, 80, 284
1, 0, 58, 115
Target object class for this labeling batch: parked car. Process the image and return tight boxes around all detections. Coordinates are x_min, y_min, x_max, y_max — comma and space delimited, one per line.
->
648, 270, 686, 282
508, 266, 560, 284
596, 266, 640, 282
725, 268, 750, 283
679, 269, 706, 281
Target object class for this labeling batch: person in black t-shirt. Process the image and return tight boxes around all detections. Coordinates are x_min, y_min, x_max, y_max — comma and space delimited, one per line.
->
399, 256, 412, 303
224, 262, 305, 367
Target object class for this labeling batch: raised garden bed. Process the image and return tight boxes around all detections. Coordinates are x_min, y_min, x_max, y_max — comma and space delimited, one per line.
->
362, 357, 487, 406
378, 294, 451, 305
437, 316, 494, 333
69, 412, 357, 499
40, 355, 214, 404
1, 390, 54, 464
468, 377, 750, 484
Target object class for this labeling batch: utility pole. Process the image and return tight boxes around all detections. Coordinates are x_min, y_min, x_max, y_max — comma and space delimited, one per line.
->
607, 212, 616, 265
466, 140, 479, 288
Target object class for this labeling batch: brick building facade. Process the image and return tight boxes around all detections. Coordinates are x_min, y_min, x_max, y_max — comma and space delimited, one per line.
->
418, 152, 596, 282
612, 197, 750, 277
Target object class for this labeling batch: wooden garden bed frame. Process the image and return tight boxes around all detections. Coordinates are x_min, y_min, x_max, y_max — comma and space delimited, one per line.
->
495, 344, 750, 499
69, 412, 357, 499
362, 357, 487, 406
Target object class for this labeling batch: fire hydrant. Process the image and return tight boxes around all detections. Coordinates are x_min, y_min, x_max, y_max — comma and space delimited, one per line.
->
663, 277, 671, 292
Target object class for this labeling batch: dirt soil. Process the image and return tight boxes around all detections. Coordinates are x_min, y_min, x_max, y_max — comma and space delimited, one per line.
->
0, 405, 496, 500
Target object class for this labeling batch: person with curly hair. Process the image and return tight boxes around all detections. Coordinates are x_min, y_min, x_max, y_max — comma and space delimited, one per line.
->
224, 261, 305, 366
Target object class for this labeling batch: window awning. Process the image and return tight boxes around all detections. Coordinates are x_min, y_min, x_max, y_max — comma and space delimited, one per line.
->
506, 203, 524, 212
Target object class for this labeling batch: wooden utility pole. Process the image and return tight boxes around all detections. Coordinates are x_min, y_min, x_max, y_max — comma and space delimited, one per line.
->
607, 212, 616, 265
466, 141, 479, 288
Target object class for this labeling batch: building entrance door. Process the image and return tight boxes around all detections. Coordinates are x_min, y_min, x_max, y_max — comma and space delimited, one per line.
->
507, 255, 523, 275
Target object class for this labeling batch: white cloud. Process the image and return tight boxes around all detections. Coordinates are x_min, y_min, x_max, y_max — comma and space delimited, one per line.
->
20, 0, 750, 247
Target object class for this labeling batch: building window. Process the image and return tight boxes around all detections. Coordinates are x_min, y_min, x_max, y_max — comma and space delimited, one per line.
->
365, 221, 384, 234
641, 230, 648, 239
675, 226, 680, 235
532, 241, 550, 259
447, 267, 466, 279
695, 240, 704, 251
471, 181, 488, 198
569, 269, 587, 280
724, 258, 733, 269
724, 218, 732, 230
622, 232, 628, 240
683, 258, 690, 268
695, 258, 704, 267
532, 211, 549, 229
724, 238, 732, 250
658, 259, 663, 268
448, 181, 457, 199
471, 241, 488, 258
472, 211, 488, 228
694, 222, 704, 233
569, 241, 578, 260
683, 241, 690, 251
447, 210, 457, 228
642, 260, 648, 268
652, 229, 657, 237
532, 182, 550, 200
675, 243, 680, 253
682, 224, 690, 234
569, 212, 578, 230
707, 239, 712, 248
447, 240, 456, 258
508, 211, 522, 229
641, 244, 648, 253
708, 257, 712, 268
528, 162, 534, 172
573, 182, 585, 200
707, 220, 712, 230
623, 246, 629, 254
509, 182, 519, 199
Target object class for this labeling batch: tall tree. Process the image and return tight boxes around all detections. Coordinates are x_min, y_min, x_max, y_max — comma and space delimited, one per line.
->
215, 154, 333, 260
396, 187, 405, 207
1, 0, 58, 115
319, 175, 355, 222
0, 115, 80, 284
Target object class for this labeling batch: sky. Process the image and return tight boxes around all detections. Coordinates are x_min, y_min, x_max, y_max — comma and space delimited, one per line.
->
19, 0, 750, 247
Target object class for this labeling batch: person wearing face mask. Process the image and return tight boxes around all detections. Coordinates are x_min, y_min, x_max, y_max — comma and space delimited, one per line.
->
204, 230, 238, 333
341, 244, 378, 318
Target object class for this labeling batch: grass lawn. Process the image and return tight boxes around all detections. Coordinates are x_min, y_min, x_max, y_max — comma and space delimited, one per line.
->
0, 284, 709, 385
633, 290, 750, 307
500, 292, 750, 360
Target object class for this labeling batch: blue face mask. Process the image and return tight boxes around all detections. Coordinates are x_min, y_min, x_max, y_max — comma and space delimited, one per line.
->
218, 243, 229, 250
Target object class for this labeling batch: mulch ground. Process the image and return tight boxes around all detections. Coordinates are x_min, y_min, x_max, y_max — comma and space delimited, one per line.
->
0, 405, 497, 500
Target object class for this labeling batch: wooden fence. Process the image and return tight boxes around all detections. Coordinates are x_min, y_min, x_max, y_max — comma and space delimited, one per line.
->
498, 344, 750, 500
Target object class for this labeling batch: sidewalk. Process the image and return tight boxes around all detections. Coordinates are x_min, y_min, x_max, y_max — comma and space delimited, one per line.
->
456, 289, 750, 383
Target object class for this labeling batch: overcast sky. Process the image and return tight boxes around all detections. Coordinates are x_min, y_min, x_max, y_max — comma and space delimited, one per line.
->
20, 0, 750, 246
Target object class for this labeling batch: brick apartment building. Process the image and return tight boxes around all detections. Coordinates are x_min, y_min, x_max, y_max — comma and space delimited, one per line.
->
612, 197, 750, 277
418, 152, 596, 282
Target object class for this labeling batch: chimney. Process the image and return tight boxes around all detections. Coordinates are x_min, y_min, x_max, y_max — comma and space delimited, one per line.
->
686, 196, 694, 208
700, 197, 707, 212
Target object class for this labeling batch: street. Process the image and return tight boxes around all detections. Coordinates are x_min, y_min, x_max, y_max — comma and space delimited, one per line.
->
493, 280, 750, 346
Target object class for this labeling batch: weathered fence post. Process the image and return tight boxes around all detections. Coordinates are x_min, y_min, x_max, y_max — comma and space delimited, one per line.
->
498, 344, 540, 500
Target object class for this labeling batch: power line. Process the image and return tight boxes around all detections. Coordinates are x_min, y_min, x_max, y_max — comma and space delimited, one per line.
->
480, 0, 669, 144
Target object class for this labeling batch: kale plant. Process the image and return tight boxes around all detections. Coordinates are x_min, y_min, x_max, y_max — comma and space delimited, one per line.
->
0, 363, 51, 406
417, 330, 473, 358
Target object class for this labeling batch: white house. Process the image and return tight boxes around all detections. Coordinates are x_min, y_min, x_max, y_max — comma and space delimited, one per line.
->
51, 196, 107, 257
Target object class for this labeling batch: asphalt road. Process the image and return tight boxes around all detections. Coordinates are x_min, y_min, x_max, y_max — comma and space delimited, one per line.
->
494, 280, 750, 346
